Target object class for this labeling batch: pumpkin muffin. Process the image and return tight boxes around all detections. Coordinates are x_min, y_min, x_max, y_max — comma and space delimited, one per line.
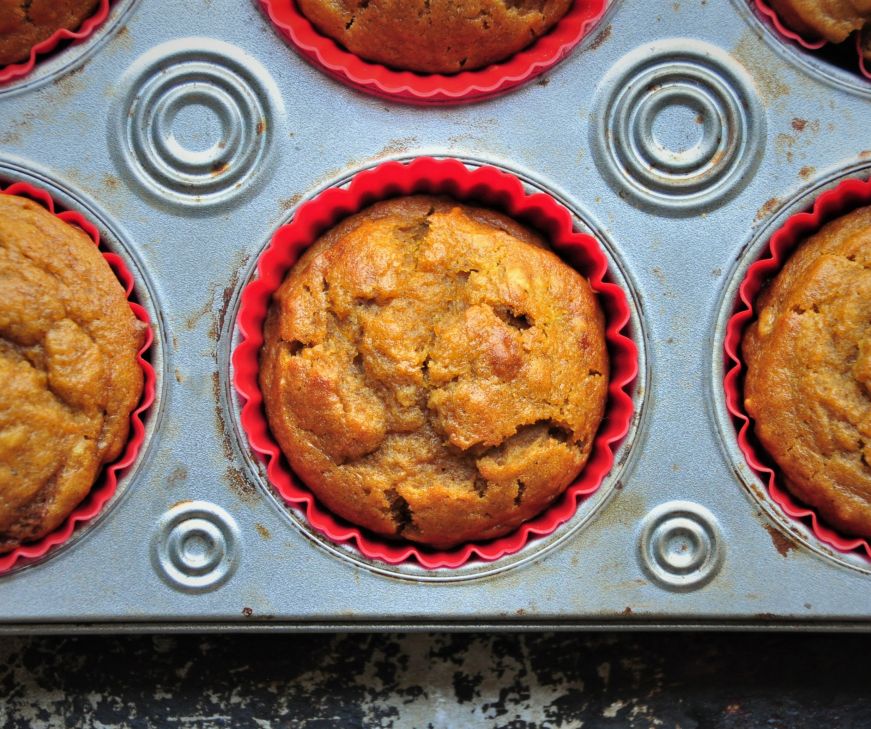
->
0, 0, 100, 66
0, 194, 145, 553
260, 196, 609, 548
295, 0, 574, 74
743, 206, 871, 538
767, 0, 871, 45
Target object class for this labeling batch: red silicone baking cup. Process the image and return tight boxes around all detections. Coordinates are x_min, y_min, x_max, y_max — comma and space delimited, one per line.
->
754, 0, 871, 80
0, 181, 156, 572
233, 157, 637, 569
724, 175, 871, 560
0, 0, 111, 84
260, 0, 607, 104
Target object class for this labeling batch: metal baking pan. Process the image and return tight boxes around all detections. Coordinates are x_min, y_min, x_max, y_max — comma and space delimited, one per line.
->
1, 0, 870, 631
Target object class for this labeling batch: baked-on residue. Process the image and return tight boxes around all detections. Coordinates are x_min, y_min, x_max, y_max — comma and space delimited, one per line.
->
296, 0, 574, 73
0, 195, 145, 552
260, 196, 609, 547
743, 205, 871, 537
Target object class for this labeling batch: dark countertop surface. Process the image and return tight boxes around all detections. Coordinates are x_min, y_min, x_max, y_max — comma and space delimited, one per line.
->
2, 632, 870, 727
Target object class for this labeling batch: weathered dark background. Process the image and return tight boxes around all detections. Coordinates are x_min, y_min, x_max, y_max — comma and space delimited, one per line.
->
2, 632, 870, 727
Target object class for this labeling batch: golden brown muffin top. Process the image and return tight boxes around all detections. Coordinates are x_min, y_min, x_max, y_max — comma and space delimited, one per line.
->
743, 205, 871, 538
260, 197, 609, 548
768, 0, 871, 44
0, 0, 99, 66
0, 195, 145, 552
296, 0, 574, 73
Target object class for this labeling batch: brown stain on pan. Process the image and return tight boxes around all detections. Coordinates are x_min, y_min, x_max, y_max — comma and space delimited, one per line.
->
224, 464, 255, 502
733, 32, 790, 102
793, 118, 820, 134
764, 522, 796, 557
210, 251, 248, 342
185, 285, 216, 331
167, 465, 188, 488
211, 370, 258, 503
375, 137, 418, 159
293, 138, 420, 211
109, 24, 134, 53
211, 372, 228, 457
755, 612, 778, 620
755, 197, 781, 222
584, 24, 612, 53
280, 193, 303, 212
102, 174, 120, 191
774, 120, 820, 163
185, 251, 248, 338
775, 133, 795, 163
0, 110, 37, 145
49, 64, 86, 100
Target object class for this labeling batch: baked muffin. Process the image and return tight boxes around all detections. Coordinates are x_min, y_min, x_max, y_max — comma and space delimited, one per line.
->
295, 0, 574, 74
260, 196, 609, 548
0, 0, 99, 66
767, 0, 871, 45
743, 206, 871, 538
0, 194, 145, 553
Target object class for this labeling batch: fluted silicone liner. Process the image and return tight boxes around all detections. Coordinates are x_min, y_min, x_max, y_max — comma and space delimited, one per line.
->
723, 175, 871, 560
0, 181, 156, 572
0, 0, 111, 84
754, 0, 871, 80
233, 157, 638, 568
259, 0, 607, 104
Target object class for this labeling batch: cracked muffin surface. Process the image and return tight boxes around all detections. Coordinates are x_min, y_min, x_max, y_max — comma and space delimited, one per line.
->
743, 206, 871, 538
260, 196, 609, 548
767, 0, 871, 45
0, 0, 100, 66
0, 194, 145, 553
295, 0, 574, 73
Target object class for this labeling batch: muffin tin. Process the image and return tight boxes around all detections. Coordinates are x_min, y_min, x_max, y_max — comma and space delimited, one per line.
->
1, 0, 869, 631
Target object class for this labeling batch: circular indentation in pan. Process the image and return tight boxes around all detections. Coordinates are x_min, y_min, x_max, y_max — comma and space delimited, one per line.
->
0, 0, 138, 97
110, 38, 280, 211
0, 154, 166, 574
591, 39, 765, 215
638, 501, 723, 591
711, 160, 871, 576
221, 154, 650, 582
152, 501, 240, 592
